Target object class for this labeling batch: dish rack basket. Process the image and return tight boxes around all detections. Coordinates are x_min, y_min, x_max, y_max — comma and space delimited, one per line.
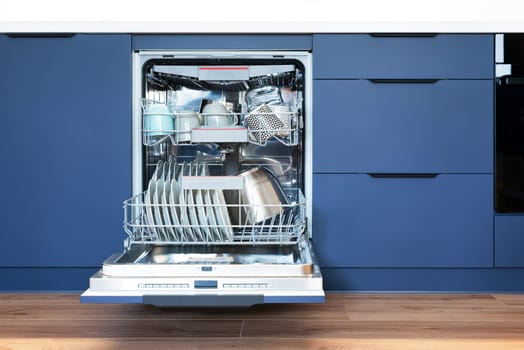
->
123, 186, 306, 246
140, 99, 302, 147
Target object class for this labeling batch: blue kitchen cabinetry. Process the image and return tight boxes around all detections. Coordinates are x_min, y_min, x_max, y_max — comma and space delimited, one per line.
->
0, 34, 131, 266
132, 34, 312, 50
313, 174, 493, 267
495, 215, 524, 267
312, 34, 494, 269
313, 79, 493, 174
313, 34, 493, 79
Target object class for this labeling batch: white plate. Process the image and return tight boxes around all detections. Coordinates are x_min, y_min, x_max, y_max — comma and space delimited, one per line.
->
204, 189, 222, 241
186, 163, 204, 241
161, 161, 175, 241
213, 189, 234, 241
199, 163, 222, 241
153, 163, 167, 241
144, 177, 158, 240
169, 168, 183, 241
178, 163, 194, 241
195, 187, 212, 242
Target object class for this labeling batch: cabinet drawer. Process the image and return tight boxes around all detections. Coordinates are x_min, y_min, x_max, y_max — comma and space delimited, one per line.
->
312, 174, 493, 268
313, 34, 493, 79
495, 216, 524, 267
132, 34, 312, 50
313, 79, 493, 173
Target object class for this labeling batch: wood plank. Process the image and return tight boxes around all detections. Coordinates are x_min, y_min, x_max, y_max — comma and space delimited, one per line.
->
325, 293, 503, 306
241, 320, 524, 339
3, 338, 524, 350
0, 293, 80, 305
0, 303, 348, 321
0, 319, 242, 338
494, 294, 524, 307
344, 303, 524, 322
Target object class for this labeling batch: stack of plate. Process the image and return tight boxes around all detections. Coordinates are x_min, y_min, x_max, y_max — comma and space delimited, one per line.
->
143, 160, 233, 243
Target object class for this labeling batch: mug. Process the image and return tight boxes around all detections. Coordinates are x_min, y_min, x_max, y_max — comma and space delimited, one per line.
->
144, 103, 173, 136
201, 103, 238, 127
175, 111, 200, 143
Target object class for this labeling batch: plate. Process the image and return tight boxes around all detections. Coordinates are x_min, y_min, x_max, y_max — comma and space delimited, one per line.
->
186, 163, 204, 241
153, 162, 167, 241
199, 163, 222, 241
161, 161, 175, 241
195, 186, 212, 242
178, 163, 194, 241
169, 167, 183, 241
204, 189, 222, 241
212, 189, 234, 242
144, 177, 158, 240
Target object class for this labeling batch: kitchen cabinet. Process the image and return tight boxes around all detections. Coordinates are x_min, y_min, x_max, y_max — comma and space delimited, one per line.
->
0, 34, 131, 266
313, 174, 493, 268
495, 215, 524, 267
313, 34, 493, 79
132, 34, 312, 50
312, 34, 494, 270
313, 79, 493, 173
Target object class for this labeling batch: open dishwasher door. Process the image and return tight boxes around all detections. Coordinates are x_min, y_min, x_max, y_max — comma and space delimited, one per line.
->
81, 50, 324, 306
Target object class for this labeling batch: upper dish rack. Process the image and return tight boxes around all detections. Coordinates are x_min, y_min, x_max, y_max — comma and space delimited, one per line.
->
140, 99, 302, 147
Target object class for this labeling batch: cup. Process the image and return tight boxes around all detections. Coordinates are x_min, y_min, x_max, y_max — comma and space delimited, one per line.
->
175, 111, 200, 143
201, 103, 238, 127
245, 104, 284, 144
144, 104, 173, 136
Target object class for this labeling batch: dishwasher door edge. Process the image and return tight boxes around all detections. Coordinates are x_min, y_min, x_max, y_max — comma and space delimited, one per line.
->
80, 288, 325, 306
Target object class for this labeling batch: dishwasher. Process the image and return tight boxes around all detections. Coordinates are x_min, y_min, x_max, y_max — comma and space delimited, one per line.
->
81, 50, 324, 306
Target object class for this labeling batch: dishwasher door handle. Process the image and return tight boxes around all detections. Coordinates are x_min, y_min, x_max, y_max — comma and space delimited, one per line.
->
143, 294, 264, 307
367, 173, 439, 179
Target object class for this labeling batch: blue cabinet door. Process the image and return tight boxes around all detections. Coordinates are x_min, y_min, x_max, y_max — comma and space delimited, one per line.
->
313, 34, 493, 79
0, 34, 131, 266
313, 79, 493, 174
312, 174, 493, 268
495, 216, 524, 267
132, 35, 312, 50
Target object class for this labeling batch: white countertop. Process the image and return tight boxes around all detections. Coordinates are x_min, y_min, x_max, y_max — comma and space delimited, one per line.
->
3, 0, 524, 33
2, 21, 524, 33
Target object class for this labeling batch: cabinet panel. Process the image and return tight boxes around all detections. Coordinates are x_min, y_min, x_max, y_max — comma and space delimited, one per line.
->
495, 216, 524, 267
313, 34, 493, 79
313, 79, 493, 173
132, 35, 312, 50
0, 34, 131, 266
312, 174, 493, 268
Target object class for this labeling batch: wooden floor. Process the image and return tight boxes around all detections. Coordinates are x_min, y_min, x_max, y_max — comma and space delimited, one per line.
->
1, 293, 524, 349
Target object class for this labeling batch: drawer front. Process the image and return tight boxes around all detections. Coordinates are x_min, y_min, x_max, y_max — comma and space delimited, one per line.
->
313, 79, 493, 174
495, 216, 524, 267
312, 174, 493, 268
313, 34, 493, 79
132, 34, 312, 50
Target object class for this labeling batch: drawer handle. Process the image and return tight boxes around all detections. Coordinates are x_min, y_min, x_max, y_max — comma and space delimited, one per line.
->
368, 79, 440, 84
367, 173, 439, 179
7, 33, 76, 38
369, 33, 437, 38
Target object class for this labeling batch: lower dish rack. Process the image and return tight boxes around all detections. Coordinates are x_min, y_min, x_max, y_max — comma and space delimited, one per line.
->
123, 189, 306, 246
